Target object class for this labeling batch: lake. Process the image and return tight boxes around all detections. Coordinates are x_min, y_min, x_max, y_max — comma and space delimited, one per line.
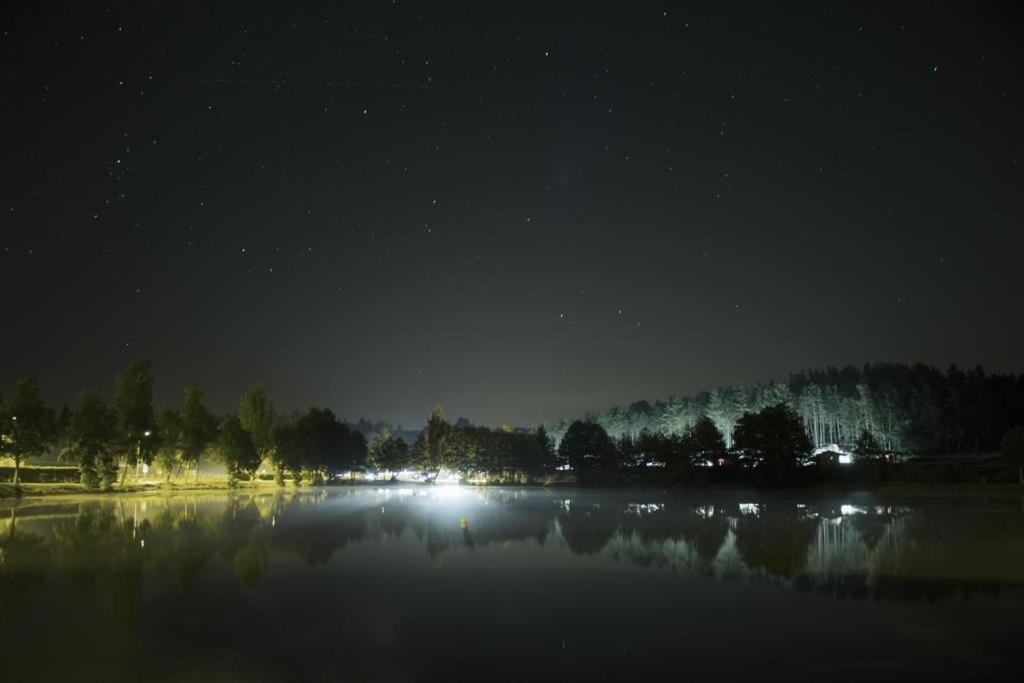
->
1, 486, 1022, 681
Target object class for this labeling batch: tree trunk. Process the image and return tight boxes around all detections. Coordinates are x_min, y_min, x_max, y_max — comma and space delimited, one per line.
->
1018, 465, 1023, 487
12, 457, 20, 486
120, 456, 129, 487
195, 461, 201, 483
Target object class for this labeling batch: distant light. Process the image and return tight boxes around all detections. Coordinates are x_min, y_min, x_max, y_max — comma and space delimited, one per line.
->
143, 430, 152, 437
838, 454, 853, 465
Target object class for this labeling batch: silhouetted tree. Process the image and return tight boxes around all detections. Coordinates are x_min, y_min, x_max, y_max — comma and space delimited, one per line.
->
684, 415, 727, 467
369, 428, 411, 475
216, 415, 261, 486
275, 408, 367, 484
733, 404, 812, 484
558, 420, 618, 484
854, 430, 884, 460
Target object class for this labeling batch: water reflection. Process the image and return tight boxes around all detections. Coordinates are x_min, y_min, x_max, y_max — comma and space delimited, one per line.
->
3, 488, 1024, 607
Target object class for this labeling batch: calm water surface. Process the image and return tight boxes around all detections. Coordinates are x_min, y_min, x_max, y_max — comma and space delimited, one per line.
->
2, 486, 1022, 682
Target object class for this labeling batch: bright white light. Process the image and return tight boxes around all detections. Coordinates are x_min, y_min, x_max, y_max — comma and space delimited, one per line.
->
838, 454, 853, 465
433, 469, 461, 485
739, 503, 760, 516
840, 504, 866, 516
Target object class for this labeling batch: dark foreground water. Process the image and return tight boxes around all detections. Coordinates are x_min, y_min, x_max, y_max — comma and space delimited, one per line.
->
1, 487, 1022, 682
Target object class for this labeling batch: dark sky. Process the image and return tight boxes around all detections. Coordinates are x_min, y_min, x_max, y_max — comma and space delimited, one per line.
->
3, 2, 1023, 428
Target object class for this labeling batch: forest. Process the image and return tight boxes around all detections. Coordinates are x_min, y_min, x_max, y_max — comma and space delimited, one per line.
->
544, 363, 1024, 457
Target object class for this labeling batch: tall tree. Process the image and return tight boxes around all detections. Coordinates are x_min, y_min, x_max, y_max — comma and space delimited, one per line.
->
180, 383, 217, 482
154, 408, 182, 481
0, 378, 58, 487
239, 384, 276, 478
216, 415, 261, 487
684, 415, 727, 467
112, 360, 156, 485
62, 391, 117, 489
416, 405, 453, 478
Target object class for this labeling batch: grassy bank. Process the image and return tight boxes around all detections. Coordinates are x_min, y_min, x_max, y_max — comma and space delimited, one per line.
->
0, 478, 284, 500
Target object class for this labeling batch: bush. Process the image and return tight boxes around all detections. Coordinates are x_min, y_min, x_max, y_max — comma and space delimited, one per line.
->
0, 465, 81, 483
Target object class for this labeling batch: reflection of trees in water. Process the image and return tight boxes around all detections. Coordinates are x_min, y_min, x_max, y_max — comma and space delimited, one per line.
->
3, 492, 1024, 610
733, 507, 819, 579
52, 503, 146, 632
0, 509, 50, 610
557, 503, 619, 555
383, 491, 555, 561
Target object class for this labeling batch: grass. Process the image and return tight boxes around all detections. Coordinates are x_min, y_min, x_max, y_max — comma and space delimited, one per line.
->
0, 477, 281, 500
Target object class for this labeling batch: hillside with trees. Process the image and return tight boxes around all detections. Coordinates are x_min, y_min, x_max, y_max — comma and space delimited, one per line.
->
545, 364, 1024, 457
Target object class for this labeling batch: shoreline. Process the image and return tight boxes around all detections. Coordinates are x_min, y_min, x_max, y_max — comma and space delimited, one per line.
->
3, 478, 1022, 504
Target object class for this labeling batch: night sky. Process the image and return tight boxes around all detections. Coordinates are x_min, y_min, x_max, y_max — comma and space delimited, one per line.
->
3, 2, 1023, 428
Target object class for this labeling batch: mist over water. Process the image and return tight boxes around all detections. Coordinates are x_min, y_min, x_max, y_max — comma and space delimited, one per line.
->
2, 487, 1021, 681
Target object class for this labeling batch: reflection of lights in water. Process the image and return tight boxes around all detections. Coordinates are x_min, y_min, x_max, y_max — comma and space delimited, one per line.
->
626, 503, 664, 515
428, 484, 467, 501
694, 505, 715, 518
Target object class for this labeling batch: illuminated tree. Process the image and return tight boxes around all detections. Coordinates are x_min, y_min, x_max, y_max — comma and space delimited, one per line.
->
62, 390, 117, 489
216, 415, 261, 487
0, 377, 58, 487
708, 385, 747, 448
112, 360, 156, 486
239, 384, 276, 477
154, 408, 182, 481
415, 405, 454, 478
369, 428, 411, 475
180, 383, 217, 482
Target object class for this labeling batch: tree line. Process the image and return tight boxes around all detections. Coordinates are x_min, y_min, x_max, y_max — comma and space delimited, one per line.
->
544, 363, 1024, 457
0, 362, 558, 488
0, 361, 369, 489
4, 361, 1024, 490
